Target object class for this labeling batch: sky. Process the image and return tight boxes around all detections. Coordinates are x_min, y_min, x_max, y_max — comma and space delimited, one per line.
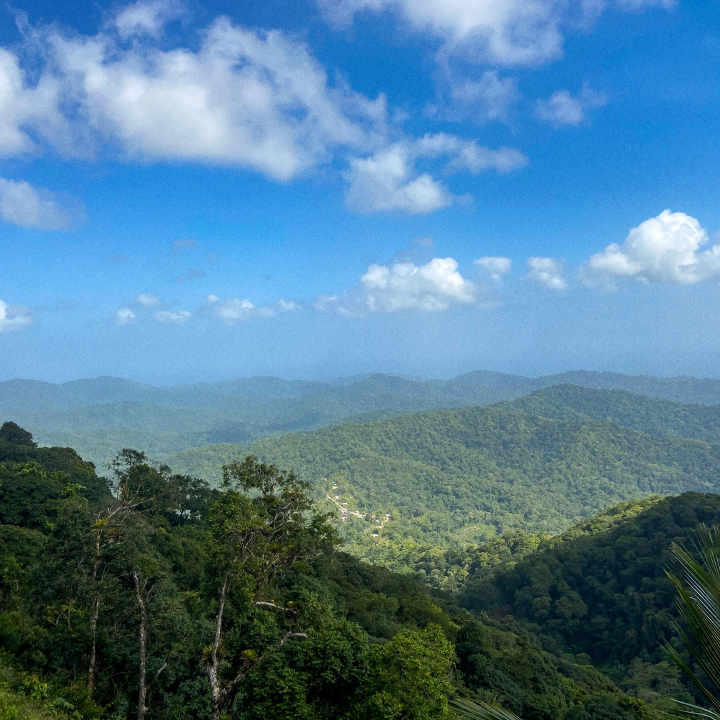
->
1, 0, 720, 384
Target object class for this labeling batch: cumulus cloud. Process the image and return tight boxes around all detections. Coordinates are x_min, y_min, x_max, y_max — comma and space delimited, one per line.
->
0, 300, 32, 332
116, 307, 136, 325
155, 309, 191, 323
0, 177, 84, 230
318, 0, 673, 67
0, 47, 69, 157
203, 295, 255, 324
135, 293, 161, 307
527, 257, 567, 289
10, 10, 386, 181
317, 256, 476, 314
581, 210, 720, 287
345, 133, 527, 214
475, 256, 512, 282
536, 84, 607, 127
0, 5, 538, 211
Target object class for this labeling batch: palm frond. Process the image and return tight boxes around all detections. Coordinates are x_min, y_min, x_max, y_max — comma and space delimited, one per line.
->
665, 698, 720, 720
450, 698, 523, 720
666, 525, 720, 714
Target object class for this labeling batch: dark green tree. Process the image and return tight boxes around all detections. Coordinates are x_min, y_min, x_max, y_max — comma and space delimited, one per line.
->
204, 456, 337, 720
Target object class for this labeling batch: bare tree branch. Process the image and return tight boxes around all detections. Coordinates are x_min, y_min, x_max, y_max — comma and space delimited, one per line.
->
254, 601, 298, 614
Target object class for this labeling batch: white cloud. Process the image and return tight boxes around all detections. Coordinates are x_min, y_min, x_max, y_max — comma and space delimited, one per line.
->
155, 309, 191, 323
581, 210, 720, 287
428, 70, 520, 123
116, 307, 135, 325
114, 0, 184, 39
24, 12, 386, 180
0, 177, 84, 230
317, 256, 476, 313
536, 84, 607, 127
318, 0, 673, 67
345, 147, 453, 214
277, 299, 302, 312
0, 6, 537, 209
135, 293, 161, 307
475, 256, 512, 282
344, 133, 527, 214
202, 295, 255, 324
201, 295, 297, 323
527, 256, 567, 289
0, 47, 70, 157
0, 300, 32, 332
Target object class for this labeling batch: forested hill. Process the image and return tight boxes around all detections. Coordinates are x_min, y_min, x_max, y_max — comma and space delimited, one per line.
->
509, 384, 720, 443
0, 422, 672, 720
170, 398, 720, 559
7, 369, 720, 470
456, 492, 720, 681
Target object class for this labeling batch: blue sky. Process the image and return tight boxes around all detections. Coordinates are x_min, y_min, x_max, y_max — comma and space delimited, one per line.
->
1, 0, 720, 384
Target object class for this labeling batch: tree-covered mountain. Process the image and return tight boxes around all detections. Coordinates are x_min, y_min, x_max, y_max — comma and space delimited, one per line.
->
0, 424, 670, 720
509, 384, 720, 443
3, 374, 526, 469
169, 397, 720, 566
451, 492, 720, 703
7, 370, 720, 471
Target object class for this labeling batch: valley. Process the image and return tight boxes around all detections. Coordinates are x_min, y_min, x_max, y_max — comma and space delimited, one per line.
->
3, 371, 720, 719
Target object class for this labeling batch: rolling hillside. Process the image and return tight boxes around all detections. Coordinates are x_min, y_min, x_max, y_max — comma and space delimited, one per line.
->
455, 492, 720, 670
170, 394, 720, 562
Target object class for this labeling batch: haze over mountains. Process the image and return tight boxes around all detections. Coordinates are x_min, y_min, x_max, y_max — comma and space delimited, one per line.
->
4, 369, 720, 470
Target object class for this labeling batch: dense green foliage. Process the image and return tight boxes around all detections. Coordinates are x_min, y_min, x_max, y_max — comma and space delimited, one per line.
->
170, 400, 720, 569
449, 492, 720, 709
0, 421, 110, 528
511, 384, 720, 444
0, 425, 672, 719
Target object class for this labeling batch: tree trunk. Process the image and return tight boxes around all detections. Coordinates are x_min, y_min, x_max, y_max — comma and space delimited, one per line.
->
208, 572, 230, 720
133, 571, 148, 720
87, 538, 102, 696
87, 595, 101, 695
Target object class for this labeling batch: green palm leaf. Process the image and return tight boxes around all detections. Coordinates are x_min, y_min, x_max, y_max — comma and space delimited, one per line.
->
666, 525, 720, 718
450, 698, 522, 720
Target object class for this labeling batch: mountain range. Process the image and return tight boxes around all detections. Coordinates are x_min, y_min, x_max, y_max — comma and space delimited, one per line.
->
5, 369, 720, 469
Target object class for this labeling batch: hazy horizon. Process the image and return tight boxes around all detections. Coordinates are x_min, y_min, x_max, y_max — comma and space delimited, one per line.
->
6, 365, 720, 389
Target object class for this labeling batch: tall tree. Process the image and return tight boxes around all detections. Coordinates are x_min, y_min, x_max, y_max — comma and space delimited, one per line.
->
204, 455, 337, 720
